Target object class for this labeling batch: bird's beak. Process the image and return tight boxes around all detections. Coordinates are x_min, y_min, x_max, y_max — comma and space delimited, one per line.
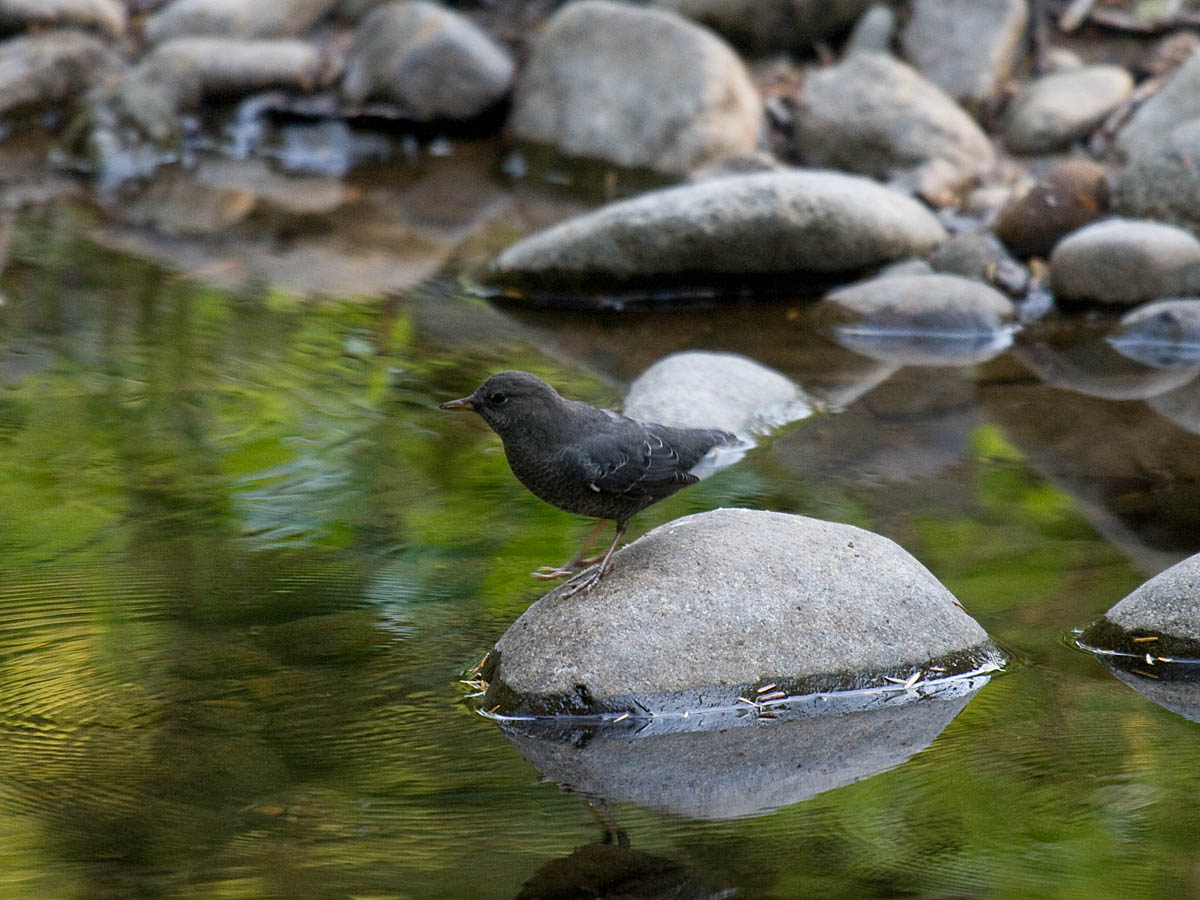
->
440, 395, 476, 411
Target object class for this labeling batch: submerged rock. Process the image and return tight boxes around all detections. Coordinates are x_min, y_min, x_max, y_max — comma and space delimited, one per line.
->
1004, 66, 1133, 154
487, 170, 947, 297
340, 1, 513, 120
623, 351, 811, 435
507, 0, 762, 174
144, 0, 339, 42
793, 52, 994, 196
899, 0, 1027, 110
1049, 218, 1200, 306
481, 508, 998, 717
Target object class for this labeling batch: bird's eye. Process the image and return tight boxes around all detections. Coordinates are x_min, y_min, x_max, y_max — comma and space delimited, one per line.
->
488, 392, 508, 405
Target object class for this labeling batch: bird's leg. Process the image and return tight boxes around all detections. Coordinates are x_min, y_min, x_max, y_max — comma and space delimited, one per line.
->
557, 521, 627, 598
531, 519, 611, 580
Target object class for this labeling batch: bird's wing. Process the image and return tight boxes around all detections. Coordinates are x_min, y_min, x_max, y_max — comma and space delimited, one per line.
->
571, 425, 699, 500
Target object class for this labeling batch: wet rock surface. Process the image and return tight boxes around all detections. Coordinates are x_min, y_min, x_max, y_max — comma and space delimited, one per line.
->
488, 170, 948, 296
1108, 298, 1200, 369
481, 508, 997, 717
501, 675, 987, 818
507, 0, 762, 174
992, 160, 1110, 258
340, 1, 513, 120
1049, 218, 1200, 306
793, 52, 994, 193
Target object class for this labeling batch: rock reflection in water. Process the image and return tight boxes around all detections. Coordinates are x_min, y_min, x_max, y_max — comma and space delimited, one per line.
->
517, 840, 731, 900
499, 675, 989, 820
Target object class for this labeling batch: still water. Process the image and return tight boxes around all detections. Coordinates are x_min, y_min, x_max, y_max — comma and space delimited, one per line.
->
1, 206, 1199, 899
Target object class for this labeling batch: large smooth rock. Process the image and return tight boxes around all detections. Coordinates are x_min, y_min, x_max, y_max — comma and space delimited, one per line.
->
1004, 66, 1133, 154
0, 0, 124, 36
1116, 47, 1200, 159
1115, 119, 1200, 233
488, 170, 948, 294
0, 31, 118, 118
340, 1, 513, 119
1094, 552, 1200, 645
144, 0, 339, 42
1108, 298, 1200, 369
823, 273, 1016, 366
794, 53, 994, 194
507, 0, 762, 174
653, 0, 872, 52
482, 508, 995, 716
899, 0, 1028, 110
1049, 218, 1200, 306
992, 160, 1110, 258
624, 351, 811, 435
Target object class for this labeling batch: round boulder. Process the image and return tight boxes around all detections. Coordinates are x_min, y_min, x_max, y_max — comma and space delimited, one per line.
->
487, 170, 948, 296
1004, 66, 1133, 155
340, 1, 513, 119
507, 0, 762, 174
0, 0, 125, 37
793, 52, 994, 194
1049, 218, 1200, 306
1081, 551, 1200, 658
481, 508, 999, 717
623, 351, 811, 435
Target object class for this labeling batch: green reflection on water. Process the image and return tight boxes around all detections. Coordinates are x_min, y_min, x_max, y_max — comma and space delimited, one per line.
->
0, 208, 1198, 899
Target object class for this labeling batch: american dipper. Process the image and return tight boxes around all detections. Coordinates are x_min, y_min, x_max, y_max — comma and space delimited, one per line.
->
441, 370, 737, 595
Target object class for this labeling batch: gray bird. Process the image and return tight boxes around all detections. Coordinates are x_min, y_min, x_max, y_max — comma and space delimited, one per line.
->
441, 370, 737, 595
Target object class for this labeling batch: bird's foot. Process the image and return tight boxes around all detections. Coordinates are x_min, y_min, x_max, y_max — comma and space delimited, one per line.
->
555, 563, 606, 599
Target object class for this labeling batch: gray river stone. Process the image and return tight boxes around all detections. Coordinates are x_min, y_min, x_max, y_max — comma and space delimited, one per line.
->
340, 1, 513, 119
0, 0, 125, 36
1049, 218, 1200, 306
1106, 552, 1200, 641
1108, 298, 1200, 370
0, 31, 119, 118
793, 52, 994, 194
482, 508, 993, 716
899, 0, 1028, 110
1115, 119, 1200, 233
1116, 47, 1200, 159
144, 0, 339, 42
508, 0, 761, 174
1004, 65, 1133, 154
501, 676, 985, 818
488, 170, 947, 292
623, 351, 811, 435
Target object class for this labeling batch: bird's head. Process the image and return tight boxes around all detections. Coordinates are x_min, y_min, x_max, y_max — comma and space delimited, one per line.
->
440, 370, 563, 437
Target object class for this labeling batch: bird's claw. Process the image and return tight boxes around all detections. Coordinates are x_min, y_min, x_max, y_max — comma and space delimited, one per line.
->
556, 565, 604, 598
